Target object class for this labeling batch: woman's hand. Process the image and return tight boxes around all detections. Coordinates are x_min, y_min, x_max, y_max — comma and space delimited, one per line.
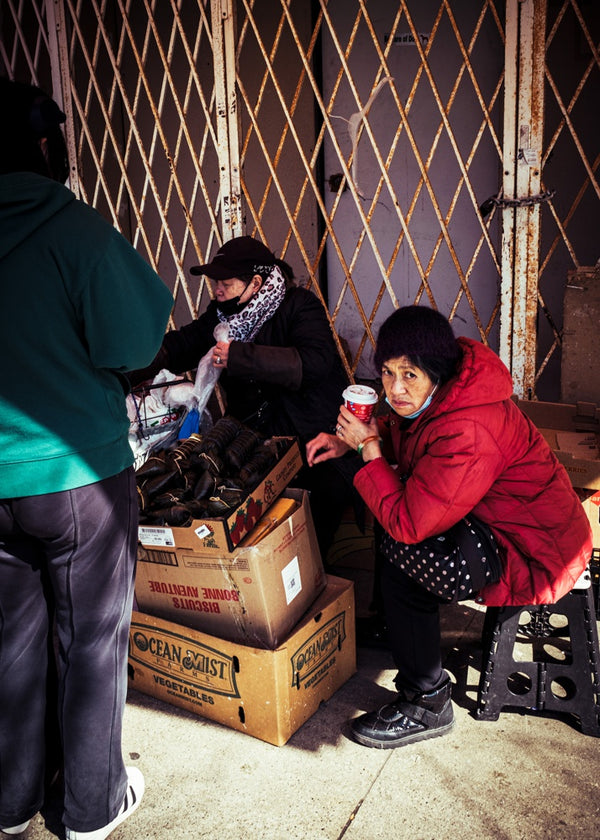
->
306, 406, 382, 466
335, 405, 378, 445
335, 406, 381, 459
305, 432, 350, 466
213, 341, 230, 368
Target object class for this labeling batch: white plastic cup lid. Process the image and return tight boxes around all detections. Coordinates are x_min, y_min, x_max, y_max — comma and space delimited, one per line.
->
342, 385, 378, 405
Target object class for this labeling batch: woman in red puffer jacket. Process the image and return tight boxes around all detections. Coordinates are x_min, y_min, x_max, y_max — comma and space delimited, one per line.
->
306, 305, 592, 751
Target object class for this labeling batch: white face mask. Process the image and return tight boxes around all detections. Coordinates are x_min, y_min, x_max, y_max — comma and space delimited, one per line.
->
387, 383, 438, 419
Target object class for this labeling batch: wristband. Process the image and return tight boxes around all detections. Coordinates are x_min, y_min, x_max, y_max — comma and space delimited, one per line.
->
357, 435, 382, 457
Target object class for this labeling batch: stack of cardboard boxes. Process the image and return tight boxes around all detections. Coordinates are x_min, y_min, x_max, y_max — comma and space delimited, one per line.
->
516, 399, 600, 613
128, 436, 357, 746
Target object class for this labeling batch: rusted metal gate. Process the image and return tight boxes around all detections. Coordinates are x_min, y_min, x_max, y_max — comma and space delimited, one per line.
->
1, 0, 598, 399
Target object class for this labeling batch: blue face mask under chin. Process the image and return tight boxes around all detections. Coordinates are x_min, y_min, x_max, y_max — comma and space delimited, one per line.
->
386, 384, 438, 420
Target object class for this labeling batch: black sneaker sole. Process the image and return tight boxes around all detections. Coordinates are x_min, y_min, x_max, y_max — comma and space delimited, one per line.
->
351, 718, 455, 749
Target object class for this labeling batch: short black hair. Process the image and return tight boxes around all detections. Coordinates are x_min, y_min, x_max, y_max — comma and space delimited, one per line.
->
0, 77, 69, 182
374, 306, 461, 385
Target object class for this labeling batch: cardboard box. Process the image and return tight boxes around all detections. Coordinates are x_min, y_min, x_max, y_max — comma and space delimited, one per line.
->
135, 488, 326, 648
562, 267, 600, 404
138, 438, 302, 553
577, 489, 600, 549
239, 495, 299, 546
128, 576, 356, 746
515, 399, 600, 490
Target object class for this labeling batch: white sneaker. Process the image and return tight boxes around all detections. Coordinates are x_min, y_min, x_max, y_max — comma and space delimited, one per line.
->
65, 767, 144, 840
1, 822, 31, 835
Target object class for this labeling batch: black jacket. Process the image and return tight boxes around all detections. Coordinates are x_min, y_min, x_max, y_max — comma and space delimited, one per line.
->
132, 286, 349, 444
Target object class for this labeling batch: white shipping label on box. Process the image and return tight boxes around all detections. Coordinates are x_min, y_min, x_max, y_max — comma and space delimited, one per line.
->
194, 524, 213, 539
138, 526, 176, 548
282, 555, 302, 605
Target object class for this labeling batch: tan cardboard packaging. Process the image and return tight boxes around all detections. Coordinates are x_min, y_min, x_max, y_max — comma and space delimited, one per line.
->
134, 488, 326, 648
577, 489, 600, 548
138, 438, 302, 553
515, 399, 600, 490
128, 575, 356, 746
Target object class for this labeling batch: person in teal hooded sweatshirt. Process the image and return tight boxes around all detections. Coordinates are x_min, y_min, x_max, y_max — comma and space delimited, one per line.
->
0, 78, 173, 839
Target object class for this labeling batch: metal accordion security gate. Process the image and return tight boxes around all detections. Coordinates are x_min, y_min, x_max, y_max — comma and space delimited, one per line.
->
1, 0, 598, 399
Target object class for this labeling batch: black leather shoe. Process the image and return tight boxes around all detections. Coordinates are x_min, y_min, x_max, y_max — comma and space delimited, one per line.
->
350, 676, 455, 749
355, 614, 390, 649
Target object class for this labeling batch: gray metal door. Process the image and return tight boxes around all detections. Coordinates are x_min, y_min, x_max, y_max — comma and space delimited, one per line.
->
1, 0, 598, 398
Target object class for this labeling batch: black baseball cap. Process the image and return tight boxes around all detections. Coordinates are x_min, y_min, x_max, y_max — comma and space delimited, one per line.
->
190, 236, 276, 280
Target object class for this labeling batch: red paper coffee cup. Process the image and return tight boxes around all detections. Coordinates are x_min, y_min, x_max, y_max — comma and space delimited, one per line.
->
342, 385, 378, 423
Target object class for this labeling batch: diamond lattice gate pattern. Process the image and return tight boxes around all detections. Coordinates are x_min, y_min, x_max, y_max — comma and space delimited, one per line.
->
234, 0, 507, 380
536, 1, 600, 396
1, 0, 598, 397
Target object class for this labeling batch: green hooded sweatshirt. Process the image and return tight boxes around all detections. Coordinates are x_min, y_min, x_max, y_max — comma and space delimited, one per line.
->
0, 172, 173, 497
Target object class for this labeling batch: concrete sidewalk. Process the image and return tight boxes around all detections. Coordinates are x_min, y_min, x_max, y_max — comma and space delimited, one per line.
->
21, 584, 600, 840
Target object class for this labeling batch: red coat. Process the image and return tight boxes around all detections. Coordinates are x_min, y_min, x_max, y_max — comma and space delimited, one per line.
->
354, 337, 592, 606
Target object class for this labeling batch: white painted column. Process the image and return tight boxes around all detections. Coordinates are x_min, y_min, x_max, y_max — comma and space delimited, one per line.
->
211, 0, 243, 240
499, 0, 547, 397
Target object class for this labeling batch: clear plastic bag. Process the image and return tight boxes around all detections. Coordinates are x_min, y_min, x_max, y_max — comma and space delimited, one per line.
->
192, 321, 229, 415
127, 370, 194, 469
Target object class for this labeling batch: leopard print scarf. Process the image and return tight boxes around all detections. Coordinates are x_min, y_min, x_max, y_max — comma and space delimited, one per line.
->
217, 264, 286, 342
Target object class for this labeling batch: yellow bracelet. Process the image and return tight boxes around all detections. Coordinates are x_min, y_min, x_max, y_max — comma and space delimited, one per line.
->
357, 435, 382, 457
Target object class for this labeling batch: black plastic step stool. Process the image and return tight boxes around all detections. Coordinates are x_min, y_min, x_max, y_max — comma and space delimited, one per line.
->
476, 583, 600, 736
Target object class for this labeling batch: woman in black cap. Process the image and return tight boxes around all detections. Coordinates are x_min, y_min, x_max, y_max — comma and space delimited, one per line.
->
132, 235, 348, 445
306, 305, 592, 749
130, 235, 358, 557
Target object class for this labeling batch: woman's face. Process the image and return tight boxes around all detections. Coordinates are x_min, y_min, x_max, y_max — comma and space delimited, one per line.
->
214, 278, 249, 302
214, 274, 262, 303
381, 356, 436, 417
